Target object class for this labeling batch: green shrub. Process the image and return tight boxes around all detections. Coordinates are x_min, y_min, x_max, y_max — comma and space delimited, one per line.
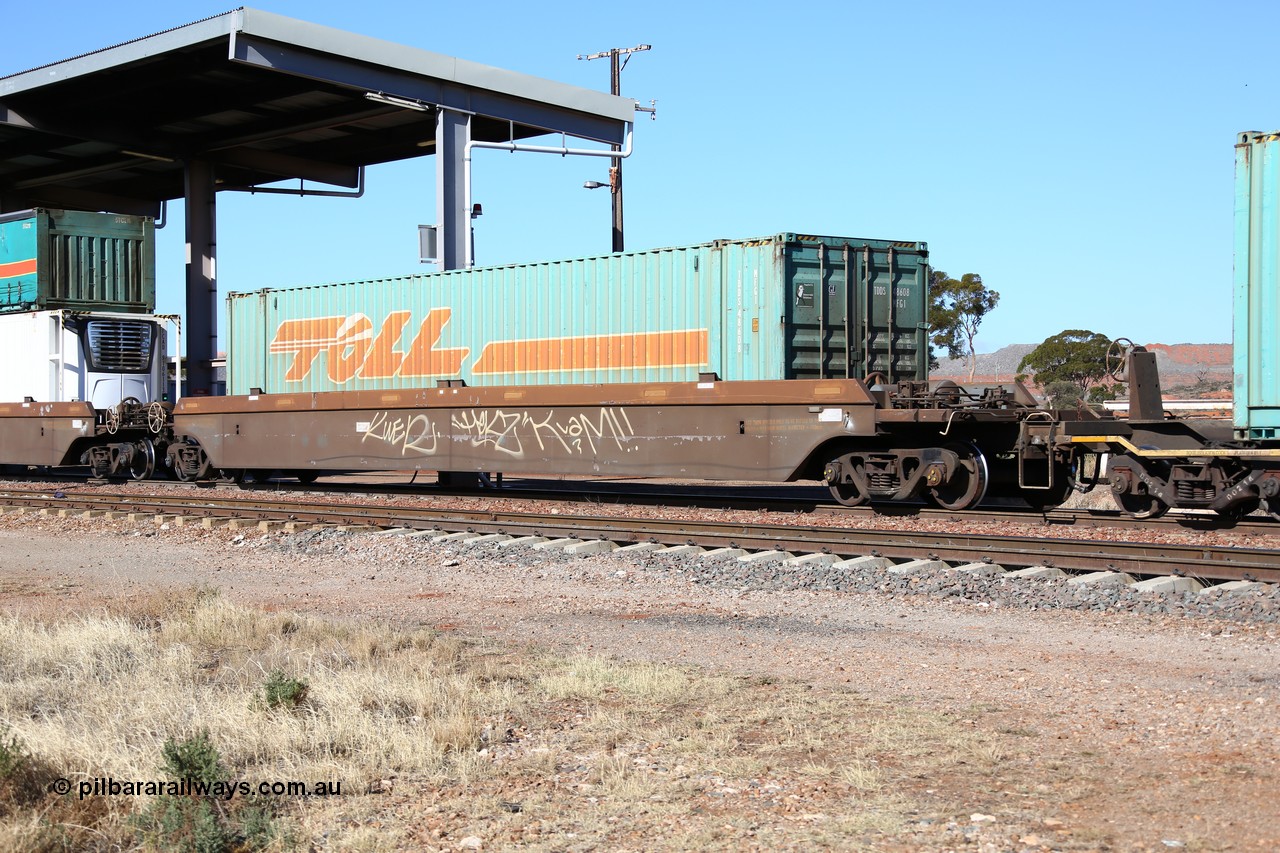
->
135, 795, 232, 853
161, 730, 225, 787
135, 732, 290, 852
258, 670, 309, 712
0, 725, 27, 781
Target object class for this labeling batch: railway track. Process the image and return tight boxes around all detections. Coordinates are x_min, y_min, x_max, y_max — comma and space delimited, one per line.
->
4, 473, 1277, 534
216, 475, 1280, 533
2, 486, 1278, 584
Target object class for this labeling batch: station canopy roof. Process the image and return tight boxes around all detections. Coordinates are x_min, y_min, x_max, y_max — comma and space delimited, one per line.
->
0, 8, 635, 216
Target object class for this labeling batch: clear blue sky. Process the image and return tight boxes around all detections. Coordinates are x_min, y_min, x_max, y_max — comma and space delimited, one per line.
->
5, 1, 1278, 352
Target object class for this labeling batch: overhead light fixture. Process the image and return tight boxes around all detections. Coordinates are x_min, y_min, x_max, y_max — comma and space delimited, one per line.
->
583, 181, 607, 189
364, 91, 429, 112
121, 149, 175, 163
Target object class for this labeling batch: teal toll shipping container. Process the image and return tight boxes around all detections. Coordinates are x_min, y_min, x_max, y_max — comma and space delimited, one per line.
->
226, 234, 929, 395
0, 209, 155, 315
1234, 132, 1280, 439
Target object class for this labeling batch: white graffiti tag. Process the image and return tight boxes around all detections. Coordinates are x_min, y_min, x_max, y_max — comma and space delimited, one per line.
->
361, 410, 440, 456
450, 409, 525, 456
521, 408, 636, 456
453, 407, 636, 458
359, 407, 636, 459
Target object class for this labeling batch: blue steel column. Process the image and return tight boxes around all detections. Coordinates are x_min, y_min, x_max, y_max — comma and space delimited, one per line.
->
435, 109, 471, 271
184, 159, 218, 396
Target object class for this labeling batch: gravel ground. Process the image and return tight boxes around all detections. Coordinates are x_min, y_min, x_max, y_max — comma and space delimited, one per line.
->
0, 501, 1278, 850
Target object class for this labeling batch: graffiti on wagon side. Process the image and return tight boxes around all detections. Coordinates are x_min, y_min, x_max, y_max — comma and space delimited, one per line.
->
360, 410, 441, 456
359, 407, 636, 459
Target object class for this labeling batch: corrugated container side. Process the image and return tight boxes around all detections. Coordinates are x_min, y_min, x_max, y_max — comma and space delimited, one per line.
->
774, 236, 929, 382
0, 209, 155, 314
1234, 132, 1280, 438
227, 234, 928, 395
0, 213, 39, 309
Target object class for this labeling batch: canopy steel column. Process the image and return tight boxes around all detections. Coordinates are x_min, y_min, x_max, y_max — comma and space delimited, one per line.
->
435, 109, 471, 271
183, 159, 218, 396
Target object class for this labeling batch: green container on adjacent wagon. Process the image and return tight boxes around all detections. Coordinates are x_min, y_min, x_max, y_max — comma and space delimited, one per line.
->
225, 233, 930, 394
0, 208, 155, 315
1234, 132, 1280, 439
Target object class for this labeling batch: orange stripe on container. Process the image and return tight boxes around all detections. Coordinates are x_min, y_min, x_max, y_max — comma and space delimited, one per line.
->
0, 259, 37, 280
270, 317, 347, 381
472, 329, 709, 374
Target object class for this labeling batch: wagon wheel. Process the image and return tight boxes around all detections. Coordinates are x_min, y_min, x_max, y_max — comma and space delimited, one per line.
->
1113, 490, 1169, 520
1106, 338, 1136, 382
294, 470, 319, 485
1264, 498, 1280, 524
88, 453, 113, 480
128, 439, 156, 481
1022, 462, 1075, 512
1217, 497, 1260, 522
828, 478, 868, 507
824, 454, 869, 507
926, 441, 990, 510
1108, 454, 1169, 519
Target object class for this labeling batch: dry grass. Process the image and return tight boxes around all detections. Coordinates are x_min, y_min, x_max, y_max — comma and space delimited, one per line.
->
0, 588, 1015, 851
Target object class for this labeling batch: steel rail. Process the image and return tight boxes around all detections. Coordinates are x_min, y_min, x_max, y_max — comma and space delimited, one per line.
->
4, 474, 1276, 534
223, 477, 1280, 533
2, 488, 1277, 583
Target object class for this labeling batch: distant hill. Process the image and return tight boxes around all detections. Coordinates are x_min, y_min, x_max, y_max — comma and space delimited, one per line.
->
931, 343, 1231, 394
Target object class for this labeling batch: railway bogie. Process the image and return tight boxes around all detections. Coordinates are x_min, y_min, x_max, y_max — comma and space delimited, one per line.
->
1067, 346, 1280, 521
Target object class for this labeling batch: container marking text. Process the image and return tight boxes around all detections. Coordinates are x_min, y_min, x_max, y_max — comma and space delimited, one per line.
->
269, 309, 708, 383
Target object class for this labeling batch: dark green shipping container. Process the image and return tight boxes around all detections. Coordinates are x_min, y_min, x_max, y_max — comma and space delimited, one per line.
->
0, 208, 155, 314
